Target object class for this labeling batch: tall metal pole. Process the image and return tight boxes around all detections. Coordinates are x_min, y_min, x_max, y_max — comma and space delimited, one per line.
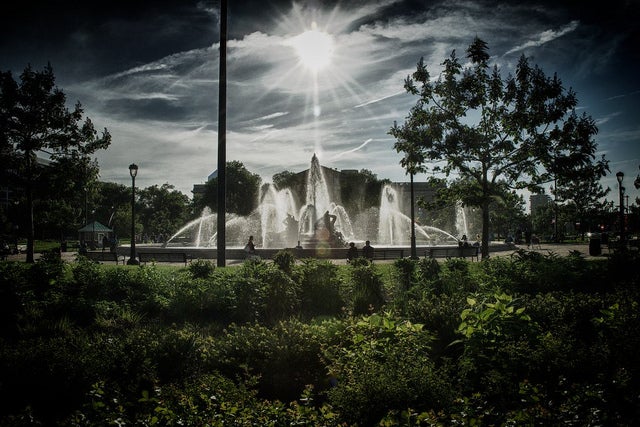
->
616, 171, 625, 248
216, 0, 228, 267
553, 177, 558, 242
410, 171, 417, 259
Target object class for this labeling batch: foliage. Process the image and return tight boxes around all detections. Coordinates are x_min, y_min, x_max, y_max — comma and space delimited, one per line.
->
137, 183, 191, 237
93, 181, 130, 232
273, 249, 296, 274
350, 261, 386, 315
390, 38, 606, 259
417, 256, 441, 282
0, 64, 111, 261
339, 168, 388, 215
272, 169, 298, 191
187, 258, 215, 279
208, 319, 340, 402
393, 257, 418, 291
195, 160, 261, 216
297, 258, 344, 319
323, 312, 451, 425
1, 253, 639, 425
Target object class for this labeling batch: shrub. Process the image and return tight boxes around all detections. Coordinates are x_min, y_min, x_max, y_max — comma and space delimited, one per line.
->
273, 249, 296, 274
348, 257, 371, 268
417, 257, 441, 281
187, 258, 215, 279
167, 274, 235, 325
393, 257, 417, 291
324, 312, 452, 425
456, 292, 541, 409
207, 319, 336, 402
30, 249, 67, 290
253, 263, 301, 324
156, 325, 207, 383
351, 263, 386, 315
297, 259, 344, 319
0, 262, 32, 339
437, 258, 475, 294
406, 292, 468, 355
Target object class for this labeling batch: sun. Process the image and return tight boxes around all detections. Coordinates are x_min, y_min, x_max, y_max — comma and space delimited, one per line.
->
287, 22, 335, 72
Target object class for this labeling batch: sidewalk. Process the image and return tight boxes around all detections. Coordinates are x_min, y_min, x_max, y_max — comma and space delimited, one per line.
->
497, 242, 608, 258
2, 242, 606, 265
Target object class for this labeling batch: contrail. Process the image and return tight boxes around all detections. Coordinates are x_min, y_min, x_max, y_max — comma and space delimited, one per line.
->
330, 138, 373, 160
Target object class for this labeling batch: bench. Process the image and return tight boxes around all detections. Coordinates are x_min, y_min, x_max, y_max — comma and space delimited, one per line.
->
371, 248, 406, 260
426, 245, 479, 261
82, 251, 125, 264
138, 252, 190, 266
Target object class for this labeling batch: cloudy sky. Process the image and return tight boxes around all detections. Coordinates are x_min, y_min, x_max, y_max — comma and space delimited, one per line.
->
2, 0, 639, 205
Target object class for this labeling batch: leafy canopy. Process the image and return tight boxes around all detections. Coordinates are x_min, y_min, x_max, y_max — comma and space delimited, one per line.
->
390, 38, 607, 257
0, 64, 111, 260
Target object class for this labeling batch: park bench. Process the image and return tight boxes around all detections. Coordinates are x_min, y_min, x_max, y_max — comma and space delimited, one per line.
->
82, 251, 125, 264
138, 251, 190, 266
371, 248, 406, 260
426, 245, 479, 261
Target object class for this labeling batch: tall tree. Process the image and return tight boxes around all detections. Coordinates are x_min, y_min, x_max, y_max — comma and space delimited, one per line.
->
340, 169, 387, 215
95, 181, 133, 238
196, 161, 261, 216
390, 38, 606, 259
137, 183, 190, 238
555, 165, 610, 239
1, 64, 111, 261
272, 170, 298, 191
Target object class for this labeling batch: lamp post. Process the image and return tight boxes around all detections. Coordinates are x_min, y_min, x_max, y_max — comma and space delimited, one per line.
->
616, 171, 625, 248
127, 163, 139, 265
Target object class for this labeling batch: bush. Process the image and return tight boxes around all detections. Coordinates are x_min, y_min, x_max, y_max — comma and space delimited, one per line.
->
208, 319, 337, 402
297, 259, 344, 319
351, 263, 386, 315
273, 249, 296, 274
324, 312, 452, 425
188, 258, 215, 279
30, 249, 67, 290
1, 252, 640, 425
393, 257, 417, 291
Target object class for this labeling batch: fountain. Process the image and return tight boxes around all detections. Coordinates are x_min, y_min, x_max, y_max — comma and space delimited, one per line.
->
162, 154, 475, 256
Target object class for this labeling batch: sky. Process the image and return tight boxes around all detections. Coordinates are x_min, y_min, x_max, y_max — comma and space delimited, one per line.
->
2, 0, 639, 207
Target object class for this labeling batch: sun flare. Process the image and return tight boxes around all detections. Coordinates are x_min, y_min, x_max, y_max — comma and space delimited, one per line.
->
287, 23, 335, 72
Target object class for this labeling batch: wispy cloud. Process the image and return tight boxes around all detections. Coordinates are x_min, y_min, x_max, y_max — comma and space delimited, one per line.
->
255, 111, 289, 121
330, 138, 373, 160
607, 89, 640, 101
48, 2, 637, 199
503, 20, 580, 56
595, 111, 622, 126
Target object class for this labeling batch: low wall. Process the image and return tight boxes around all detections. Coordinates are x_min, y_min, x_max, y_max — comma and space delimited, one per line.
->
118, 243, 514, 261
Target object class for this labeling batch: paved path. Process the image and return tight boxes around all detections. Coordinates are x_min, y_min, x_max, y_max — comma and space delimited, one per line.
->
2, 242, 608, 266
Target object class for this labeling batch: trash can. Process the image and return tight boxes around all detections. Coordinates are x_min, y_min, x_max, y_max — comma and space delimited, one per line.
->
589, 233, 601, 256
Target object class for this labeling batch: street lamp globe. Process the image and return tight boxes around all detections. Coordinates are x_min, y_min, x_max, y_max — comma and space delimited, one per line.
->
129, 163, 138, 178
